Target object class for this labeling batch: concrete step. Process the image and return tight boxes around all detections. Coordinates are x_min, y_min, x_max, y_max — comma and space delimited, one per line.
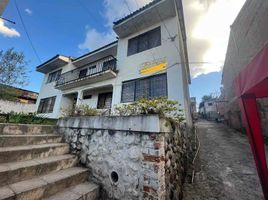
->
0, 143, 69, 163
0, 135, 63, 147
0, 124, 58, 135
44, 182, 100, 200
0, 167, 89, 200
0, 154, 78, 187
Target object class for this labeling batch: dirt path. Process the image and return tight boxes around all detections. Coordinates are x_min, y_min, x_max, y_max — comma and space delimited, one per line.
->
184, 120, 264, 200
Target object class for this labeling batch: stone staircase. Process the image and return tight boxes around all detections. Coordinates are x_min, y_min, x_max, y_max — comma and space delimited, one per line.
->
0, 123, 99, 200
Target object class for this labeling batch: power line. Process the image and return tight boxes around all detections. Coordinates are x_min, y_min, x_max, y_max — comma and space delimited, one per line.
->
123, 0, 160, 61
0, 16, 15, 24
14, 0, 41, 63
76, 0, 100, 27
154, 3, 181, 54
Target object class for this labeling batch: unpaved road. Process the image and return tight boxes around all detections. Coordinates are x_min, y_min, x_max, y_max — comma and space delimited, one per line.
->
184, 120, 264, 200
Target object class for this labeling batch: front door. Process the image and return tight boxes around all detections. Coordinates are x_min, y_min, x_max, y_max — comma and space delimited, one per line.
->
97, 92, 112, 109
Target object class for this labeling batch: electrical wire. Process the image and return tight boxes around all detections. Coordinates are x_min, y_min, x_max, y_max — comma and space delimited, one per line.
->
14, 0, 41, 63
123, 0, 159, 61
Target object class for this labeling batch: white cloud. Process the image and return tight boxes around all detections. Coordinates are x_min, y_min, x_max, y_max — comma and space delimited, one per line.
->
79, 0, 152, 51
79, 0, 245, 77
0, 19, 20, 37
25, 8, 32, 15
183, 0, 246, 78
78, 28, 116, 51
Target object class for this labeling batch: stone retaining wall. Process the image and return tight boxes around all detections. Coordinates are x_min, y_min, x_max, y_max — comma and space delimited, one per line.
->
58, 115, 186, 199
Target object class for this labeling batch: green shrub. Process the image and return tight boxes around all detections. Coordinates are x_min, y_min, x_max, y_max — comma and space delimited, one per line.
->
62, 105, 99, 117
114, 97, 185, 123
0, 112, 57, 125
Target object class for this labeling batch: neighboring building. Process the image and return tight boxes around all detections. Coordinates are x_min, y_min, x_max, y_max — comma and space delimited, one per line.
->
221, 0, 268, 130
36, 0, 192, 126
0, 0, 9, 15
0, 85, 38, 113
199, 99, 225, 121
190, 97, 197, 119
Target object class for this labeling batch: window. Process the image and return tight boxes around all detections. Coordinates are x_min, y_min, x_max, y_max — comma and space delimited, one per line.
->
47, 70, 62, 83
83, 94, 92, 100
121, 73, 167, 103
79, 68, 88, 79
127, 27, 161, 56
97, 92, 113, 109
37, 96, 56, 113
103, 59, 116, 71
208, 103, 213, 106
87, 65, 97, 75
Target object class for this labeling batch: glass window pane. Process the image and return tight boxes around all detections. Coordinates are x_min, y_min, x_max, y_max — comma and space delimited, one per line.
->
79, 68, 88, 78
138, 33, 148, 52
127, 38, 138, 56
48, 96, 56, 112
135, 78, 150, 100
148, 27, 161, 49
121, 81, 135, 103
150, 74, 167, 98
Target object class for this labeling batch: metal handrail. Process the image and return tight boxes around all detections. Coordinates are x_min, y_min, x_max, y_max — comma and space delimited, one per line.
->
56, 56, 117, 87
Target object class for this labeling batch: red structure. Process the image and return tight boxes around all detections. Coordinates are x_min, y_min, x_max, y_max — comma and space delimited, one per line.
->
234, 43, 268, 199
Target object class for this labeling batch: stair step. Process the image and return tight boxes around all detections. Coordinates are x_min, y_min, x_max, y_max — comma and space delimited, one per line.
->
0, 124, 58, 135
0, 135, 62, 147
44, 182, 99, 200
0, 154, 78, 186
0, 167, 89, 200
0, 143, 69, 163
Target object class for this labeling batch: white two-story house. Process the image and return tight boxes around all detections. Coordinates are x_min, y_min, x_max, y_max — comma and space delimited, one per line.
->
36, 0, 192, 126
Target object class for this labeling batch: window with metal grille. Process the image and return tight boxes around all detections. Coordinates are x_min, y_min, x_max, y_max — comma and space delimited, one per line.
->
37, 96, 56, 113
103, 58, 116, 71
127, 27, 161, 56
79, 68, 88, 79
47, 69, 62, 83
121, 73, 167, 103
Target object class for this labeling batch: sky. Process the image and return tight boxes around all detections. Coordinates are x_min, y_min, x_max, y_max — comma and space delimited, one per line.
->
0, 0, 246, 105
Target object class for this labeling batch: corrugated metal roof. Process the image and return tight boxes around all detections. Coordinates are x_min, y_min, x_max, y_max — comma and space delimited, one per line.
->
113, 0, 162, 25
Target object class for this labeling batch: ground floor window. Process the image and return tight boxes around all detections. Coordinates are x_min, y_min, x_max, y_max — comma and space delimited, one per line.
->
97, 92, 113, 109
121, 73, 167, 103
37, 96, 56, 113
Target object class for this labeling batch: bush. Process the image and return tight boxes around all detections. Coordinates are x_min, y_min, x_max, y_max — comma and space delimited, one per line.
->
114, 97, 185, 123
62, 105, 99, 117
0, 112, 57, 125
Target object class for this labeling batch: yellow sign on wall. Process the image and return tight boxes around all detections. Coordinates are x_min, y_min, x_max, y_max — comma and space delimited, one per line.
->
139, 59, 168, 75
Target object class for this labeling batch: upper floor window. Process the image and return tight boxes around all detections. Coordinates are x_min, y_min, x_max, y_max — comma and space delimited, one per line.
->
47, 69, 62, 83
37, 96, 56, 113
127, 27, 161, 56
103, 58, 116, 71
79, 68, 88, 79
121, 73, 167, 103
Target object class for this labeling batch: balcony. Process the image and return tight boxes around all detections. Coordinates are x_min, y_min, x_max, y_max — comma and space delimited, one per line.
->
55, 56, 117, 90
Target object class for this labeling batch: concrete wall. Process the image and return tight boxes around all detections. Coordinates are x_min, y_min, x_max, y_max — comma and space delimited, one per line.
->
0, 100, 36, 114
222, 0, 268, 129
114, 16, 191, 125
36, 62, 77, 119
58, 115, 186, 200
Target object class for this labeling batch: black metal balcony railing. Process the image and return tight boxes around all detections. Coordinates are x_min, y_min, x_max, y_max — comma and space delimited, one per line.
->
55, 56, 117, 87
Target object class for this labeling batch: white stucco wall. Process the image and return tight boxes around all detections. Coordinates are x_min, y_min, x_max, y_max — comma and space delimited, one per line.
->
36, 62, 77, 118
37, 13, 191, 125
113, 16, 191, 124
0, 100, 36, 114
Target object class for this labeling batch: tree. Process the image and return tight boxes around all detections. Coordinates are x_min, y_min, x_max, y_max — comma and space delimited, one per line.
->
202, 94, 213, 102
0, 48, 29, 86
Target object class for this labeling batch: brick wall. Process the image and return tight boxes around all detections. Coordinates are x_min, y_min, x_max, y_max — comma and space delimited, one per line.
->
222, 0, 268, 129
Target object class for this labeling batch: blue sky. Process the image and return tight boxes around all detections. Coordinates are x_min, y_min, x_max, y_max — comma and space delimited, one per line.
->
0, 0, 241, 105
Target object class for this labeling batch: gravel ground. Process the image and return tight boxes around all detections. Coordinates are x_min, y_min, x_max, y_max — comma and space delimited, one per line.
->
184, 120, 265, 200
